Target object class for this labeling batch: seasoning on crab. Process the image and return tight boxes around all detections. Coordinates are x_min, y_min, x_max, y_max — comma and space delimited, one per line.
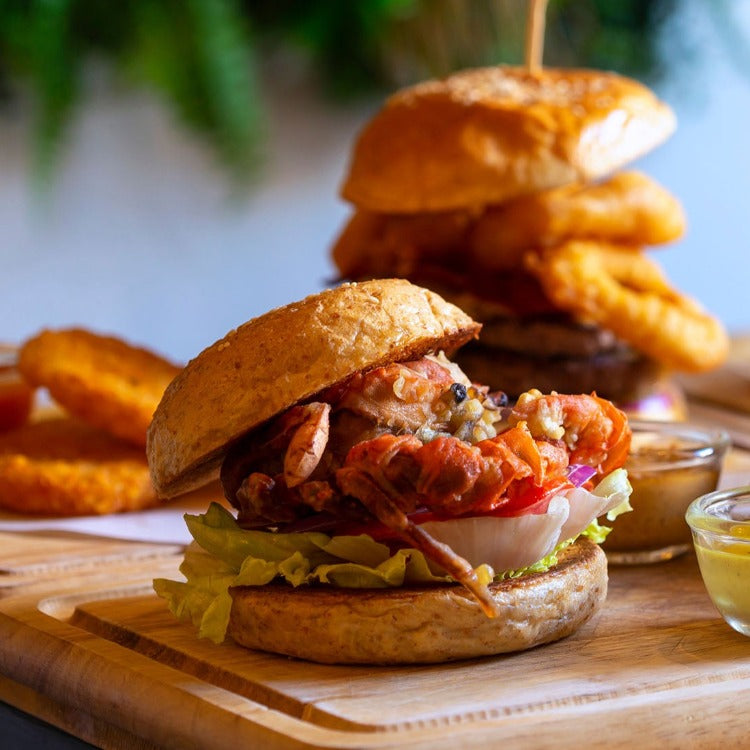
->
220, 355, 630, 617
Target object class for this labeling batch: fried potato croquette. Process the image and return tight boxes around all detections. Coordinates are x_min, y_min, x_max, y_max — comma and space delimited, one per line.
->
524, 241, 730, 372
470, 172, 686, 270
0, 417, 158, 515
18, 328, 181, 448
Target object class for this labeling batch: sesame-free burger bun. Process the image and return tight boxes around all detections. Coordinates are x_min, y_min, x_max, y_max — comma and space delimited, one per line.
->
341, 66, 676, 214
147, 279, 480, 498
227, 536, 607, 664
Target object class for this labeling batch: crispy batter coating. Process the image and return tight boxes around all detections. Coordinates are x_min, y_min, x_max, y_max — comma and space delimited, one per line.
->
470, 171, 686, 269
0, 417, 158, 516
18, 328, 181, 448
331, 208, 476, 280
332, 172, 686, 280
524, 241, 729, 372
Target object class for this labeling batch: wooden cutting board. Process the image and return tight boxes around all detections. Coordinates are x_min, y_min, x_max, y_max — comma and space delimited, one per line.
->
1, 539, 750, 750
0, 530, 182, 595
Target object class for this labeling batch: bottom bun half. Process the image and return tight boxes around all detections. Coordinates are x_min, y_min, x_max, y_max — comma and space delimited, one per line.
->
227, 537, 607, 665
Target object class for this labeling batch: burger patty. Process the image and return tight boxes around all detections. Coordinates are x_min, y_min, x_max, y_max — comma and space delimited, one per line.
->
471, 313, 622, 357
455, 340, 665, 403
397, 277, 666, 401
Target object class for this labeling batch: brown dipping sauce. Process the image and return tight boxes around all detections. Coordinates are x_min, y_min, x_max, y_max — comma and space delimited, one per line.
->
603, 426, 728, 555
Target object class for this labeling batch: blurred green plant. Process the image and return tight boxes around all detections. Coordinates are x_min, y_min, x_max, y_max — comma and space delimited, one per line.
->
0, 0, 685, 189
0, 0, 263, 189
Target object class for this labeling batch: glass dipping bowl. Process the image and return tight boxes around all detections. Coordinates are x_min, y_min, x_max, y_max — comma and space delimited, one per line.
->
686, 487, 750, 637
603, 421, 729, 564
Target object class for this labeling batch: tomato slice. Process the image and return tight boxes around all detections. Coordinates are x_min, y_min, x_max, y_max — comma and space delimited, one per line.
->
0, 369, 34, 432
491, 477, 573, 517
331, 477, 575, 540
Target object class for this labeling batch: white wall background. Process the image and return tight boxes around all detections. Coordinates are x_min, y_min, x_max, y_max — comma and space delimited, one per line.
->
1, 1, 749, 366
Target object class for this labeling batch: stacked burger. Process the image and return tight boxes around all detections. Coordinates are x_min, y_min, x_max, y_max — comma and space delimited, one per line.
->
332, 66, 729, 418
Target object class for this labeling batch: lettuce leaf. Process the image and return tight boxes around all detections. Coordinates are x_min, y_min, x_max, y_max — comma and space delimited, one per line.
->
154, 469, 632, 643
154, 502, 458, 642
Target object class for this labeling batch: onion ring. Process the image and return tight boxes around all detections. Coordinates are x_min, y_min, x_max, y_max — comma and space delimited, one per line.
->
524, 241, 729, 372
470, 171, 686, 270
19, 328, 180, 447
0, 417, 157, 515
331, 208, 475, 280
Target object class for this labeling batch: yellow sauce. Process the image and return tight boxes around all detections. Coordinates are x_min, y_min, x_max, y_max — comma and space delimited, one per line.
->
694, 539, 750, 636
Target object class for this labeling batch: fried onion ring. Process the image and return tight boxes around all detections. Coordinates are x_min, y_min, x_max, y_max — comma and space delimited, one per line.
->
331, 208, 476, 280
19, 328, 181, 447
0, 417, 158, 515
470, 171, 686, 270
524, 241, 729, 372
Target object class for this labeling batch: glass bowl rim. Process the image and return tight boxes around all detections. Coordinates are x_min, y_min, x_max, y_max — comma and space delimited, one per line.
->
686, 485, 750, 535
627, 420, 730, 470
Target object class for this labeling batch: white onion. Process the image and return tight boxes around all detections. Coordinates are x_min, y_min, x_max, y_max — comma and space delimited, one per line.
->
418, 478, 629, 573
420, 495, 570, 572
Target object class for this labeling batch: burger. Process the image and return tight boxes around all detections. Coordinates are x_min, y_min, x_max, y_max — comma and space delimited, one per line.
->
331, 66, 729, 420
149, 279, 632, 664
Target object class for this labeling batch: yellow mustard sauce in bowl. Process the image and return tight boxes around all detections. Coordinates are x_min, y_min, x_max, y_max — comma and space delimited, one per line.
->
687, 488, 750, 636
603, 421, 729, 564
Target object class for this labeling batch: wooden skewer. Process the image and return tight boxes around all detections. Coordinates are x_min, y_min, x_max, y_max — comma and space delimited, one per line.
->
524, 0, 549, 72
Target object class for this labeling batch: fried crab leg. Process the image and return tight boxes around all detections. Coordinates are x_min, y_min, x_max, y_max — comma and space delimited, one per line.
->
336, 463, 501, 617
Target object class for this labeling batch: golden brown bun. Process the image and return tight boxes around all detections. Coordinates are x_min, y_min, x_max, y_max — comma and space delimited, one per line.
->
147, 279, 480, 498
341, 66, 676, 213
227, 537, 606, 664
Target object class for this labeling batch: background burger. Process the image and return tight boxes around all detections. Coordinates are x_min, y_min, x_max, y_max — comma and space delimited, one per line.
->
331, 66, 729, 420
149, 279, 632, 664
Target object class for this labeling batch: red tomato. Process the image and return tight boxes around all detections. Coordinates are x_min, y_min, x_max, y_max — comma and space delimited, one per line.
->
333, 477, 574, 540
0, 369, 34, 431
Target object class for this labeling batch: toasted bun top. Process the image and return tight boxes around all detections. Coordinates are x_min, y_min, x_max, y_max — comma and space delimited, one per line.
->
227, 537, 607, 664
147, 279, 480, 497
341, 66, 676, 213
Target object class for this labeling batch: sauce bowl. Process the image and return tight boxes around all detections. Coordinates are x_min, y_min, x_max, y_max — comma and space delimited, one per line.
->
686, 486, 750, 637
603, 421, 729, 564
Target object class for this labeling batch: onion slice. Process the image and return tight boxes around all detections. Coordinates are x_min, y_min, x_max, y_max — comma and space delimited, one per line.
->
566, 463, 597, 487
420, 495, 570, 572
419, 472, 631, 573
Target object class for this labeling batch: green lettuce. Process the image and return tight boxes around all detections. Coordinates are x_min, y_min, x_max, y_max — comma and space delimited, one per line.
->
154, 468, 632, 643
154, 502, 463, 643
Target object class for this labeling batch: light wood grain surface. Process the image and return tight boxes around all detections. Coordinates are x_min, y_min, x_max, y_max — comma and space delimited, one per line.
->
1, 523, 750, 749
